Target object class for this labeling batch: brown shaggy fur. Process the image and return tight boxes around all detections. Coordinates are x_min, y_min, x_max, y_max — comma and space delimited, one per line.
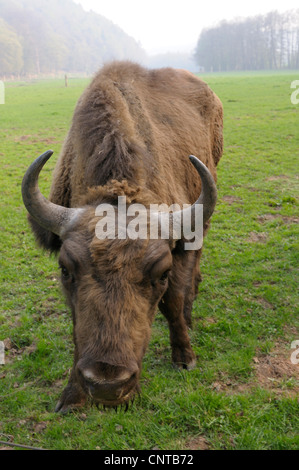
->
28, 61, 223, 412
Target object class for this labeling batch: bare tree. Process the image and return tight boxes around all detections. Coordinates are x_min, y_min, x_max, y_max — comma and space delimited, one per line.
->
194, 9, 299, 72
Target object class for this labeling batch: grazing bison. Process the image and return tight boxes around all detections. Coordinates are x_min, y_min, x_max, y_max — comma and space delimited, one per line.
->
22, 62, 223, 413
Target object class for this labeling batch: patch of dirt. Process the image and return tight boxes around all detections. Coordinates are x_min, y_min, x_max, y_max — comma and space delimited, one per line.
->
258, 214, 299, 225
14, 135, 61, 145
218, 344, 299, 398
255, 298, 274, 309
266, 175, 289, 181
14, 135, 32, 142
257, 214, 279, 223
16, 418, 48, 434
246, 187, 261, 192
247, 231, 268, 243
252, 348, 299, 396
185, 436, 210, 450
204, 317, 217, 325
2, 338, 37, 364
222, 195, 242, 205
283, 216, 299, 224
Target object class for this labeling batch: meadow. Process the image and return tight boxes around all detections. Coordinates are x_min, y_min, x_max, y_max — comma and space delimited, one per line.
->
0, 71, 298, 450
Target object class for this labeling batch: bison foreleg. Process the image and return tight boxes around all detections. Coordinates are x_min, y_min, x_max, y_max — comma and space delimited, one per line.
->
159, 292, 196, 370
55, 368, 86, 414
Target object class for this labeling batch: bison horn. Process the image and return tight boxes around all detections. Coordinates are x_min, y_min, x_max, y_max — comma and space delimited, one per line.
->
168, 155, 217, 239
187, 155, 217, 225
22, 151, 82, 237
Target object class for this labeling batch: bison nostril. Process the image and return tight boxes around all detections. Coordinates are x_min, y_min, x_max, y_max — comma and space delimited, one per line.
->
76, 360, 138, 403
80, 368, 101, 384
79, 367, 135, 386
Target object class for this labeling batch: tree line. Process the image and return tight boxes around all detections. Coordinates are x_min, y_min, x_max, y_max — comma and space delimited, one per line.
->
2, 2, 299, 77
194, 10, 299, 72
0, 0, 146, 77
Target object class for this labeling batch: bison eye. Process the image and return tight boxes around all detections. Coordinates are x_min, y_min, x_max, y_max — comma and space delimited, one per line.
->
150, 270, 170, 288
159, 270, 170, 283
60, 265, 70, 280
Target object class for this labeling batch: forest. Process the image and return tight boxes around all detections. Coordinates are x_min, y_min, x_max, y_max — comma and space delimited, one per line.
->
194, 10, 299, 72
0, 0, 146, 77
1, 2, 299, 78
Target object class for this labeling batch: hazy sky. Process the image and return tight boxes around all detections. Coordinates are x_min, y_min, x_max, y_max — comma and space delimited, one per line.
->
74, 0, 299, 54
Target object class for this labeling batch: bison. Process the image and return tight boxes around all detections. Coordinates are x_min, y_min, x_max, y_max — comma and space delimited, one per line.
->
22, 61, 223, 413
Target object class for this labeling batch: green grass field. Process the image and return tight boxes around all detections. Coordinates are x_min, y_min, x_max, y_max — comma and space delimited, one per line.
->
0, 72, 298, 450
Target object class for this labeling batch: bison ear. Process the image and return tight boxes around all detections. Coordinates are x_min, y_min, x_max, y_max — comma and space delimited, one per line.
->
28, 215, 62, 253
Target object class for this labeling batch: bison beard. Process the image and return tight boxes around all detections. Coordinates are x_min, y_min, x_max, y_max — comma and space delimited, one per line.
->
22, 61, 223, 413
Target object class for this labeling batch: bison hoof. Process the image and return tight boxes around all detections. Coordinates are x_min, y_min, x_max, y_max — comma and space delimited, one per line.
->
172, 351, 197, 371
173, 359, 196, 371
185, 358, 197, 370
55, 384, 86, 414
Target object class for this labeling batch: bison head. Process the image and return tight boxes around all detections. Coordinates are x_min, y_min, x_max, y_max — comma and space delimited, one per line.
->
22, 151, 217, 411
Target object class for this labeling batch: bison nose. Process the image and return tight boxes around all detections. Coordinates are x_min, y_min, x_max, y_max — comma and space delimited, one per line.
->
76, 360, 139, 404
